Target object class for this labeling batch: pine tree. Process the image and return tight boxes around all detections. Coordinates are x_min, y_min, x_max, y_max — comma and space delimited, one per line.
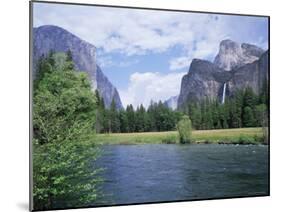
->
94, 90, 107, 133
109, 99, 120, 133
243, 87, 257, 109
126, 104, 135, 132
119, 109, 129, 133
243, 106, 255, 127
254, 104, 267, 127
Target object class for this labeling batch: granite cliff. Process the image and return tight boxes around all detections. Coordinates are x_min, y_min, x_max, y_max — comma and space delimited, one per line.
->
33, 25, 123, 109
177, 40, 268, 109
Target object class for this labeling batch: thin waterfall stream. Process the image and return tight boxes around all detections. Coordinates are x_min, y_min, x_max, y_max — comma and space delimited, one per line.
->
222, 83, 226, 104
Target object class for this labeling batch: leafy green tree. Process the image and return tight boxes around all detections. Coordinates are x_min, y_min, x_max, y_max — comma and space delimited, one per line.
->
33, 137, 102, 210
177, 115, 192, 144
33, 52, 101, 210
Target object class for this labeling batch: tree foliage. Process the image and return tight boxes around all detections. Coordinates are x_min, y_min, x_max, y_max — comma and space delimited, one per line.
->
93, 85, 268, 135
182, 86, 268, 130
33, 51, 101, 210
177, 115, 192, 144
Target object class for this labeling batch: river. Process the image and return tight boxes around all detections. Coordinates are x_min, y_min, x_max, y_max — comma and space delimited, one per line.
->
94, 144, 268, 206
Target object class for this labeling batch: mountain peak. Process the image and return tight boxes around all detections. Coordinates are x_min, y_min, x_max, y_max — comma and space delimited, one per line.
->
219, 39, 240, 52
241, 43, 265, 58
36, 25, 65, 30
214, 40, 264, 71
189, 58, 223, 75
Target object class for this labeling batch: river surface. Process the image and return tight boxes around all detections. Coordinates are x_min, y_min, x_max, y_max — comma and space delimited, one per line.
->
94, 144, 268, 206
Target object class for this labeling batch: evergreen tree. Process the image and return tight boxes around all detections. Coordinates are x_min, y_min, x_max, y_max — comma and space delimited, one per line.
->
95, 90, 107, 133
243, 87, 257, 109
254, 104, 267, 127
147, 101, 157, 131
109, 99, 120, 133
119, 109, 129, 133
243, 106, 255, 127
232, 90, 244, 128
135, 104, 146, 132
126, 104, 135, 132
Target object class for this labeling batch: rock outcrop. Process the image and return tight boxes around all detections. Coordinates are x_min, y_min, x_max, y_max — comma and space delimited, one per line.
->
214, 39, 265, 71
178, 40, 268, 109
227, 50, 269, 95
96, 65, 123, 109
177, 59, 226, 108
33, 25, 123, 109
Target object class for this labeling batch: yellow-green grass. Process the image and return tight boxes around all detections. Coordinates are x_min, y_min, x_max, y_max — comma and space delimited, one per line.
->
94, 127, 265, 145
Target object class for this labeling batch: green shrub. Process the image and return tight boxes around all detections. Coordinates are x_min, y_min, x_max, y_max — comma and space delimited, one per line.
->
177, 115, 192, 144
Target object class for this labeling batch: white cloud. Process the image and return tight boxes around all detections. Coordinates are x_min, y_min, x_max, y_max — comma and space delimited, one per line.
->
33, 4, 231, 56
169, 56, 191, 70
96, 55, 139, 68
119, 71, 186, 108
96, 55, 114, 68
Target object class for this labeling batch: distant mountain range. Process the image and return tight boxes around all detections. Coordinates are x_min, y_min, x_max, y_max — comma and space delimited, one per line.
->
33, 25, 123, 109
32, 26, 268, 111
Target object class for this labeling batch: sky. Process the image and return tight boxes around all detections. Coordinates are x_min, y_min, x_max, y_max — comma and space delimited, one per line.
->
33, 2, 268, 108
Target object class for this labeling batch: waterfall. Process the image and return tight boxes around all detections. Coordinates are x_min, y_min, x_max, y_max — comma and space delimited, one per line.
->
222, 83, 226, 104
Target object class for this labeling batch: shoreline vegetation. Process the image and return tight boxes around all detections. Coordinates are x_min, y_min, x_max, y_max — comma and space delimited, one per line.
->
94, 127, 267, 145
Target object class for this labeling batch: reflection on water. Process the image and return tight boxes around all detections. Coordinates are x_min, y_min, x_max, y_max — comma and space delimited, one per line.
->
94, 144, 268, 206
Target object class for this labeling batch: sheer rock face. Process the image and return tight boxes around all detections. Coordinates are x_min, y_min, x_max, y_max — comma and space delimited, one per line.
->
214, 39, 265, 71
177, 40, 268, 109
33, 25, 123, 109
96, 66, 123, 109
177, 59, 226, 108
228, 50, 269, 95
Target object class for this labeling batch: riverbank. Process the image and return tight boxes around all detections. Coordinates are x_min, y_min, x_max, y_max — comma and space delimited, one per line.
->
94, 127, 266, 145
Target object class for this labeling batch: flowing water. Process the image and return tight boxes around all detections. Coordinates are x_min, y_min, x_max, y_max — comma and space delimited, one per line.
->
222, 83, 226, 104
94, 144, 268, 206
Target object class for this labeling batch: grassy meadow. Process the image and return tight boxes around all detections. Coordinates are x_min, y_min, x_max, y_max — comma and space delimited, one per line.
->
94, 127, 265, 145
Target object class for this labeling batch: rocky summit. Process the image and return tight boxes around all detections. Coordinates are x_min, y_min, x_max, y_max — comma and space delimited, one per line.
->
33, 25, 123, 109
214, 39, 265, 71
177, 40, 268, 109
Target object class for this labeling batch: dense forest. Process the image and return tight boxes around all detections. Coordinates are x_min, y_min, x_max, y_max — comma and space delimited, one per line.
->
95, 84, 268, 133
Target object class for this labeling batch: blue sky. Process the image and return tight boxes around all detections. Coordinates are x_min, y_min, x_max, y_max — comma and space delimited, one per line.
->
33, 2, 268, 108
